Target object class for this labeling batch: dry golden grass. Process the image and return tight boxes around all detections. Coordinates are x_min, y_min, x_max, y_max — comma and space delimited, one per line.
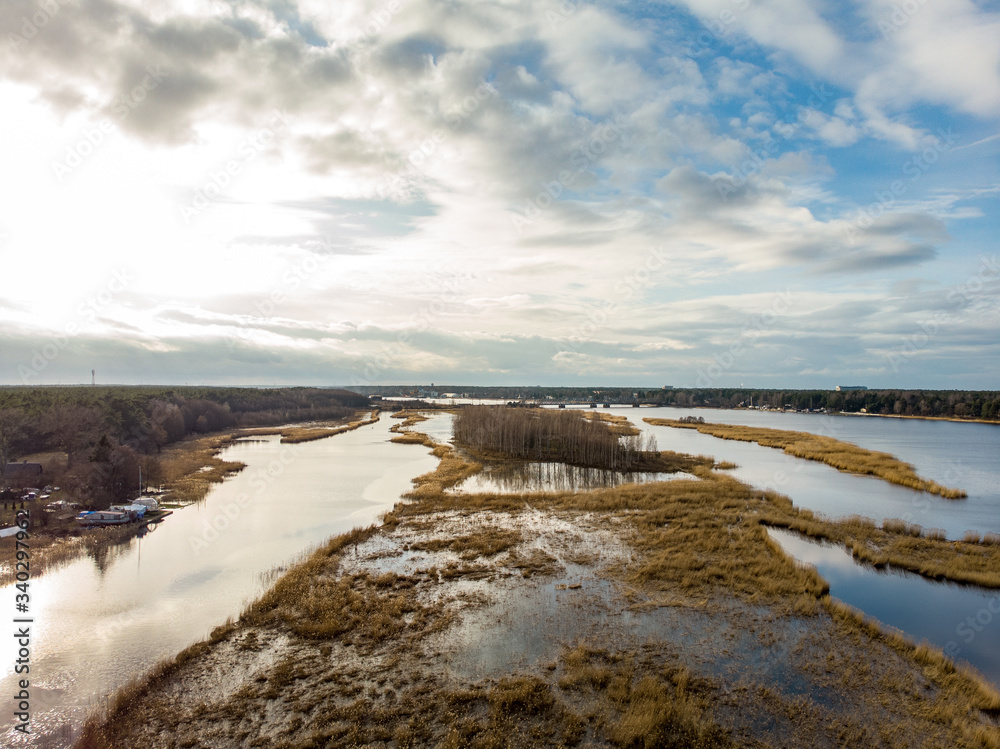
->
825, 599, 1000, 725
584, 410, 642, 436
239, 409, 379, 444
390, 409, 431, 429
401, 439, 484, 498
412, 528, 522, 559
646, 418, 967, 498
240, 525, 448, 644
157, 433, 246, 504
762, 508, 1000, 589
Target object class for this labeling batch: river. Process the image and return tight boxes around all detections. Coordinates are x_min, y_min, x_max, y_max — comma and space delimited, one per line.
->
620, 406, 1000, 539
0, 414, 440, 748
3, 406, 999, 746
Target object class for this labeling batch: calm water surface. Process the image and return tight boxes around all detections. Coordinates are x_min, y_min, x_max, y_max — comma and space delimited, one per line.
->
0, 415, 439, 748
451, 461, 695, 495
625, 407, 1000, 539
768, 527, 1000, 685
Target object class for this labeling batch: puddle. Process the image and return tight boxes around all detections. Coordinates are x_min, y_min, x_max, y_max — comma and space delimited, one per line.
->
449, 461, 697, 495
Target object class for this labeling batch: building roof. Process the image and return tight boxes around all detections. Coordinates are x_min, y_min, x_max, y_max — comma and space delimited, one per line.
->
4, 463, 43, 478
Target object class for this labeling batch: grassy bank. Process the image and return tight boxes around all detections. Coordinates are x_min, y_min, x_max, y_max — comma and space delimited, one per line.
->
646, 418, 967, 498
762, 510, 1000, 588
240, 410, 380, 444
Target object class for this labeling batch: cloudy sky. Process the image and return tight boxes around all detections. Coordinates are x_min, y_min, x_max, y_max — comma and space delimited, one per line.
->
1, 0, 998, 388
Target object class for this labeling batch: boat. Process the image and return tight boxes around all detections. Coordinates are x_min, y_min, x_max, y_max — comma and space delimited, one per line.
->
75, 510, 131, 526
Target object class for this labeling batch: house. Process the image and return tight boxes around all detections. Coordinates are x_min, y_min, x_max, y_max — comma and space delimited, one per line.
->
3, 462, 43, 489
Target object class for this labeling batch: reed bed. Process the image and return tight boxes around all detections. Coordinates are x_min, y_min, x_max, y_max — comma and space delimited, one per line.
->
762, 510, 1000, 589
239, 409, 379, 444
645, 418, 967, 498
157, 433, 246, 504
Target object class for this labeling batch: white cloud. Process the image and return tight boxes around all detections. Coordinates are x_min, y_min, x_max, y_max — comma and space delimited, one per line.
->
0, 0, 995, 387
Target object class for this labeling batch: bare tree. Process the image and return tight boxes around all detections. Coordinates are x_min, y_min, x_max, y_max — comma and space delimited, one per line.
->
0, 409, 27, 489
40, 404, 105, 466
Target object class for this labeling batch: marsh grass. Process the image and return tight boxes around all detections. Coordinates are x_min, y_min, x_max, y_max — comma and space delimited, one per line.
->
825, 599, 1000, 729
646, 418, 967, 498
763, 509, 1000, 589
583, 411, 642, 436
78, 410, 1000, 749
412, 528, 522, 559
239, 409, 379, 444
158, 433, 246, 504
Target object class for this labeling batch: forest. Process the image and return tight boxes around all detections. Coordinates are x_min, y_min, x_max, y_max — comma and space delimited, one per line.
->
0, 386, 369, 506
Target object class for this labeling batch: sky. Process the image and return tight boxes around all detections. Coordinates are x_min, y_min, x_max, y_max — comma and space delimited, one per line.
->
0, 0, 998, 389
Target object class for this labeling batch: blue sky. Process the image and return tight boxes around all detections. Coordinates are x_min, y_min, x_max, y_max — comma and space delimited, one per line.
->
0, 0, 997, 388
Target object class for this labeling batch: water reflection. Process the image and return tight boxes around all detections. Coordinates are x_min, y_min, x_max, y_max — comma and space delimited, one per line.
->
451, 461, 696, 495
632, 407, 1000, 539
0, 415, 439, 748
767, 527, 1000, 686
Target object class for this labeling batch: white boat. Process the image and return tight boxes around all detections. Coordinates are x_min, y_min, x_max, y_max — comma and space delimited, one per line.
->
75, 510, 131, 526
134, 497, 159, 512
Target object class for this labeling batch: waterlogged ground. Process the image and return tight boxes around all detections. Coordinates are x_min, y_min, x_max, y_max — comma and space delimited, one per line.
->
94, 502, 1000, 748
77, 413, 1000, 748
449, 461, 695, 495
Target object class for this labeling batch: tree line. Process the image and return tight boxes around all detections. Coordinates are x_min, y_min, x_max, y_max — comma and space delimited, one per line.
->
350, 385, 1000, 421
453, 406, 658, 470
0, 386, 369, 507
644, 388, 1000, 420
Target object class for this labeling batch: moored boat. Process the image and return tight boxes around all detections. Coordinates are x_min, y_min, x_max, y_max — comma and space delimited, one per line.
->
75, 510, 131, 526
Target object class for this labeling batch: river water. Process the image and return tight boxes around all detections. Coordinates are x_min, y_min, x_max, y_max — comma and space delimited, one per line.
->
768, 527, 1000, 685
0, 415, 439, 748
620, 406, 1000, 540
